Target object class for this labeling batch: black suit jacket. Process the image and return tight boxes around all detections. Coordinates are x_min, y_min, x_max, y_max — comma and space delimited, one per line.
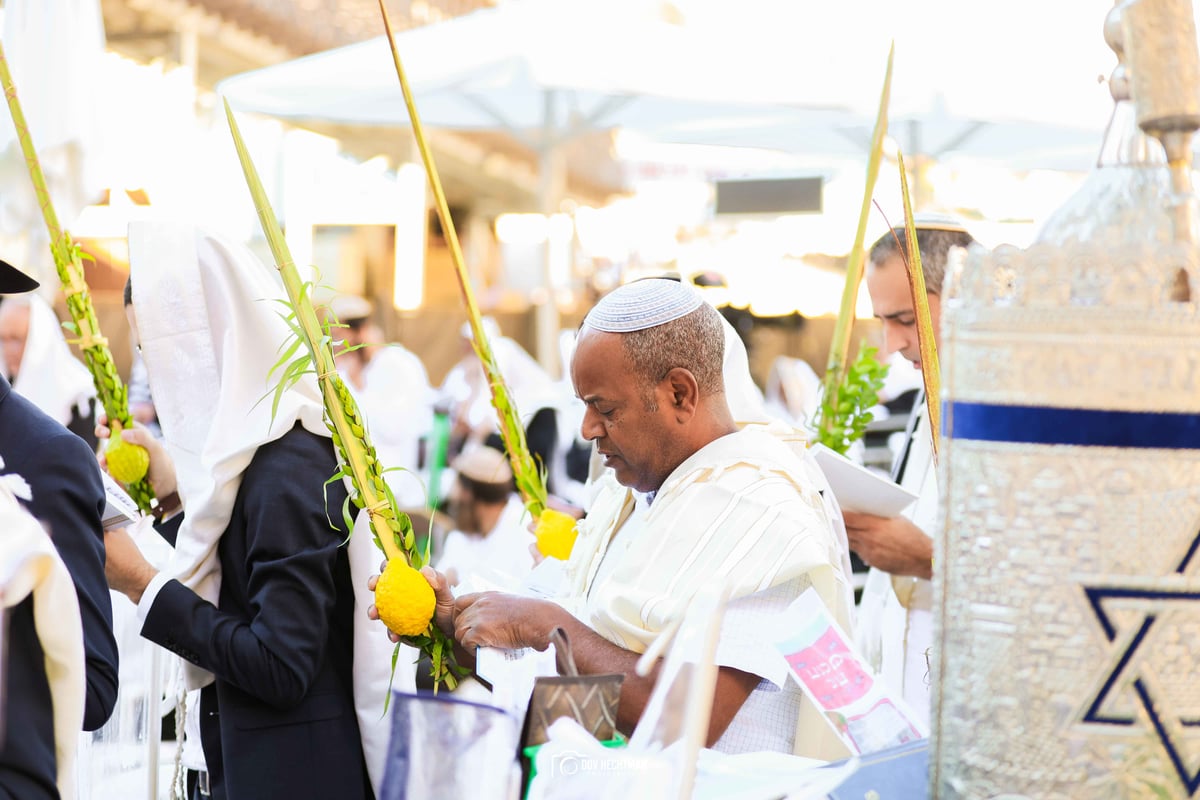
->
0, 376, 119, 798
141, 425, 372, 800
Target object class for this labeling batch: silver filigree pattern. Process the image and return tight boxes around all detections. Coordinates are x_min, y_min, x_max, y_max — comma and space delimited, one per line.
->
933, 3, 1200, 796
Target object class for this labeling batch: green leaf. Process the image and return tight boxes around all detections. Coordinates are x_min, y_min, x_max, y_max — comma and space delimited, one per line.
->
267, 335, 305, 382
382, 641, 402, 715
323, 467, 348, 531
268, 355, 311, 422
342, 493, 355, 534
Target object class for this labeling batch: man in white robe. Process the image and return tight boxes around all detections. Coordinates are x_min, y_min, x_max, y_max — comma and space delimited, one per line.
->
394, 279, 853, 758
436, 446, 534, 590
331, 295, 434, 508
848, 218, 977, 728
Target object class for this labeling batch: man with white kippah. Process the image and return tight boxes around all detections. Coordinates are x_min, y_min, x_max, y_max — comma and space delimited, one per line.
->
410, 278, 854, 758
435, 445, 533, 590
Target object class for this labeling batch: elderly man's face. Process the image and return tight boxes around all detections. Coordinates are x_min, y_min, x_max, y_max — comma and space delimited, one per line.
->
571, 329, 679, 493
866, 254, 942, 372
0, 302, 30, 379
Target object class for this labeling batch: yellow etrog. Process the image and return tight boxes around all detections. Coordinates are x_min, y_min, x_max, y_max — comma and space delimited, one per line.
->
535, 509, 578, 561
374, 560, 436, 637
106, 425, 150, 485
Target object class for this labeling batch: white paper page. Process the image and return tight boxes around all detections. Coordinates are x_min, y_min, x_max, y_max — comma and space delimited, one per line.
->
809, 444, 917, 517
475, 644, 558, 720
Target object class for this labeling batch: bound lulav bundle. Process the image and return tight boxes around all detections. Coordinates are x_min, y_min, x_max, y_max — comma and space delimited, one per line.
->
376, 0, 578, 559
225, 102, 461, 691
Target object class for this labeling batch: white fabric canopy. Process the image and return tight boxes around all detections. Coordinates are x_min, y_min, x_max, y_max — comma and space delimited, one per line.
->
218, 0, 1124, 172
218, 0, 851, 146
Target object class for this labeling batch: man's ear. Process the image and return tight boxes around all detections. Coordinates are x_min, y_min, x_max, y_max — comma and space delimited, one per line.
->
662, 367, 700, 419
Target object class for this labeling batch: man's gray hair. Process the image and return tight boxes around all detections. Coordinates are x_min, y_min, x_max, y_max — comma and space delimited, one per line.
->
868, 226, 977, 295
618, 303, 726, 401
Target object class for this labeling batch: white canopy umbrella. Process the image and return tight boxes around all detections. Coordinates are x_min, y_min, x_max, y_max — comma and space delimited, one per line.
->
645, 0, 1125, 178
218, 0, 858, 370
217, 0, 851, 137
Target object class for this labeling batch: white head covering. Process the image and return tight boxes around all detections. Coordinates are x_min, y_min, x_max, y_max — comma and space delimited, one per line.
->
1, 294, 95, 425
764, 355, 822, 428
583, 278, 703, 333
128, 222, 329, 687
720, 315, 771, 425
460, 315, 501, 341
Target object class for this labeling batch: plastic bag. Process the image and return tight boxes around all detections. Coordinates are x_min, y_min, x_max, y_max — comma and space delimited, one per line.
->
380, 690, 521, 800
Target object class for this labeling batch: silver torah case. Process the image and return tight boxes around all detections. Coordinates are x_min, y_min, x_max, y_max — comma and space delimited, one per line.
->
931, 1, 1200, 797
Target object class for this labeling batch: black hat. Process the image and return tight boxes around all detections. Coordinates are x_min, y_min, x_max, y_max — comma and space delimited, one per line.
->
0, 259, 39, 294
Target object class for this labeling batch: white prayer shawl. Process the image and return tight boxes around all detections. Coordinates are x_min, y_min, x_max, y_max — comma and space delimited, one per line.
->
0, 481, 84, 800
739, 419, 857, 618
3, 294, 95, 426
855, 404, 937, 729
720, 315, 769, 429
441, 336, 564, 432
565, 426, 853, 651
436, 495, 535, 589
562, 428, 852, 758
128, 222, 399, 793
717, 320, 856, 599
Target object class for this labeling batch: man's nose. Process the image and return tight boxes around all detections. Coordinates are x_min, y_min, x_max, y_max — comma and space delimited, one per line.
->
880, 322, 905, 357
580, 408, 603, 441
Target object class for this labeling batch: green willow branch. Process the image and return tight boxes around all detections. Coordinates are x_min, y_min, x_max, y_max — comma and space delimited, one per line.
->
0, 40, 154, 511
897, 150, 940, 459
377, 0, 548, 518
815, 43, 893, 452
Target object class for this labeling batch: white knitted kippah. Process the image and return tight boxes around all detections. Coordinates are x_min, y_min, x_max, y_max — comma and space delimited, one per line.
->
583, 279, 703, 333
911, 211, 970, 233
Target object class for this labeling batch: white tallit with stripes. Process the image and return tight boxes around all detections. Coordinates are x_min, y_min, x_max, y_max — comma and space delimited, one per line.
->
562, 426, 853, 758
564, 425, 853, 650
